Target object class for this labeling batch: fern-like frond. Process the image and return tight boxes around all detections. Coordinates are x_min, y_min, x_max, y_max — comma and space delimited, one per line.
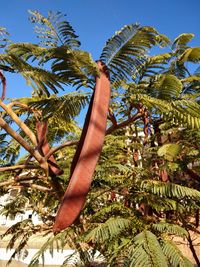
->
0, 53, 65, 96
84, 217, 131, 243
150, 74, 182, 100
179, 47, 200, 63
131, 94, 200, 129
20, 91, 89, 121
133, 53, 171, 81
51, 49, 99, 89
172, 33, 194, 50
141, 180, 200, 200
152, 223, 188, 237
157, 143, 182, 161
0, 27, 10, 49
100, 24, 170, 87
162, 239, 193, 267
28, 10, 80, 48
6, 44, 98, 89
0, 219, 36, 265
124, 230, 168, 267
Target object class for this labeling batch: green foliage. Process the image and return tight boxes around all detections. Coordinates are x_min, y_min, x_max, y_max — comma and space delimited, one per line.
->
20, 91, 89, 121
180, 47, 200, 63
100, 24, 170, 87
150, 74, 182, 100
28, 10, 80, 48
131, 94, 200, 129
0, 10, 200, 267
84, 217, 131, 243
157, 143, 182, 161
172, 33, 194, 50
162, 239, 193, 267
0, 53, 65, 96
0, 193, 28, 218
124, 230, 168, 267
141, 180, 200, 200
0, 27, 10, 49
0, 219, 36, 265
133, 53, 171, 81
152, 222, 188, 237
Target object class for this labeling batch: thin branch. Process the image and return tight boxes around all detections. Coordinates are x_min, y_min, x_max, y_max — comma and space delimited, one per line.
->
0, 99, 37, 145
45, 140, 78, 160
0, 176, 46, 187
22, 183, 52, 192
108, 108, 117, 126
106, 112, 143, 135
0, 164, 41, 172
15, 175, 46, 182
7, 101, 41, 119
0, 179, 14, 187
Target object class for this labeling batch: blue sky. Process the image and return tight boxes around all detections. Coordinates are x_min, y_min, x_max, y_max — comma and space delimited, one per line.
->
1, 0, 200, 99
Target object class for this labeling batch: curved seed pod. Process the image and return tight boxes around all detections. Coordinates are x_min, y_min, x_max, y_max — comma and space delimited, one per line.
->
36, 121, 63, 175
0, 70, 6, 101
53, 61, 110, 232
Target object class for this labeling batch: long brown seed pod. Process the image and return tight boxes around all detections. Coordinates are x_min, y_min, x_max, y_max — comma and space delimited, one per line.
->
53, 61, 110, 232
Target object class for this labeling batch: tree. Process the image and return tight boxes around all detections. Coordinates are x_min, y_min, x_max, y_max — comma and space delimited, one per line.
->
0, 11, 200, 266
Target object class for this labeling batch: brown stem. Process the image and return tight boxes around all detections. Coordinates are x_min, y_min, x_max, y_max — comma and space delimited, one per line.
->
187, 231, 200, 266
15, 175, 45, 182
36, 120, 62, 176
0, 175, 45, 187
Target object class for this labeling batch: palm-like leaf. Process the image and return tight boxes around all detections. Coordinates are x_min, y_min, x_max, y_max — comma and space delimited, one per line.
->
141, 180, 200, 200
100, 24, 170, 87
150, 74, 182, 100
124, 230, 168, 267
157, 143, 182, 161
131, 94, 200, 129
0, 27, 10, 49
22, 92, 89, 121
5, 44, 99, 90
84, 217, 131, 243
152, 223, 188, 237
179, 47, 200, 63
172, 33, 194, 50
0, 53, 65, 96
133, 53, 171, 81
162, 239, 193, 267
28, 10, 80, 48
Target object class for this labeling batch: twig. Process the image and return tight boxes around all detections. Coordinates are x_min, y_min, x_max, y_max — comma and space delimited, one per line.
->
0, 179, 14, 187
106, 112, 143, 135
45, 140, 78, 160
0, 164, 41, 172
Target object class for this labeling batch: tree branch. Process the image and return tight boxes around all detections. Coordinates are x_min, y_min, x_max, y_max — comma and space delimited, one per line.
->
106, 112, 143, 135
0, 179, 14, 187
0, 164, 41, 172
22, 183, 52, 192
45, 140, 78, 160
